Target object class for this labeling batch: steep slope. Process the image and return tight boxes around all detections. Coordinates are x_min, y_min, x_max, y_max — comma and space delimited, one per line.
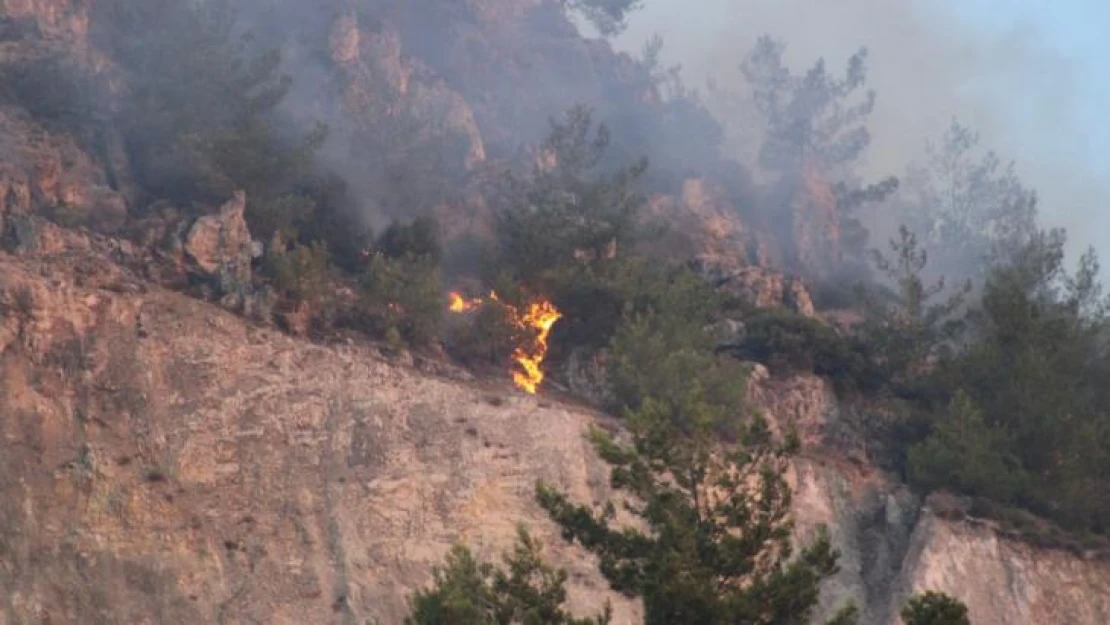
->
0, 228, 640, 624
2, 227, 1110, 624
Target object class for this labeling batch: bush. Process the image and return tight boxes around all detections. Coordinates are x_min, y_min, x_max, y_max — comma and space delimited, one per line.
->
546, 257, 718, 356
266, 241, 333, 304
607, 296, 740, 423
901, 591, 970, 625
359, 253, 443, 347
348, 215, 447, 347
736, 308, 882, 393
377, 215, 443, 264
445, 301, 518, 368
404, 526, 610, 625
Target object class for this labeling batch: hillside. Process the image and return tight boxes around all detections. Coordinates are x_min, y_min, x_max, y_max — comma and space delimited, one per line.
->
2, 1, 1110, 624
3, 217, 1109, 624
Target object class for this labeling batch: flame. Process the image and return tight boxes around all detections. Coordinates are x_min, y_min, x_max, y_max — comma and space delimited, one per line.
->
447, 290, 563, 394
449, 291, 483, 313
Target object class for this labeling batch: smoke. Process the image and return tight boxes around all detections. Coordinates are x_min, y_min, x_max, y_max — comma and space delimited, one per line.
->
607, 0, 1109, 266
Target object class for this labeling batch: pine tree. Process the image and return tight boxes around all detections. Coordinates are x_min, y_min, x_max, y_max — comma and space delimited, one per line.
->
404, 526, 611, 625
897, 119, 1039, 288
741, 36, 875, 181
100, 0, 326, 239
900, 591, 971, 625
563, 0, 644, 36
860, 225, 969, 390
494, 104, 648, 288
537, 300, 856, 624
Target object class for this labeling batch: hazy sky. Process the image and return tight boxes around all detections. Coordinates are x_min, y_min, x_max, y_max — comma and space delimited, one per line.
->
608, 0, 1110, 264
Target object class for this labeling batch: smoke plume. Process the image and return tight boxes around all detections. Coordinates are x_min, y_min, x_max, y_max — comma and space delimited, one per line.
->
608, 0, 1108, 266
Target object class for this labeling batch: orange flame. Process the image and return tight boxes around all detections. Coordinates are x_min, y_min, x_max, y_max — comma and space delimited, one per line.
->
447, 290, 563, 394
449, 292, 483, 313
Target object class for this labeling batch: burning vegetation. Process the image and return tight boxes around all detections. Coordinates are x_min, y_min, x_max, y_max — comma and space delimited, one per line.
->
448, 291, 563, 394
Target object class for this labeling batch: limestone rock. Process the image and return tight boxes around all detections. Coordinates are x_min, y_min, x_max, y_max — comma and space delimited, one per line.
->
329, 15, 486, 175
787, 276, 817, 318
0, 253, 641, 625
183, 192, 252, 282
643, 178, 750, 263
789, 167, 842, 282
892, 513, 1110, 625
0, 107, 129, 232
692, 255, 817, 318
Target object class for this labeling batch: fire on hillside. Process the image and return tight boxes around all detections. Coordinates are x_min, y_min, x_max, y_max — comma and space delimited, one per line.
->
448, 291, 562, 394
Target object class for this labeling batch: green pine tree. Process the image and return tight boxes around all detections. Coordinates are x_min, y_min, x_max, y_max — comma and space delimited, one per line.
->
901, 591, 971, 625
405, 526, 611, 625
537, 300, 855, 624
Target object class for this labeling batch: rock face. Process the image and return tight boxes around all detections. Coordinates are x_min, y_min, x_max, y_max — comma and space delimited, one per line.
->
0, 107, 128, 234
0, 248, 639, 625
750, 369, 1110, 625
181, 191, 259, 297
894, 513, 1110, 625
3, 243, 1110, 624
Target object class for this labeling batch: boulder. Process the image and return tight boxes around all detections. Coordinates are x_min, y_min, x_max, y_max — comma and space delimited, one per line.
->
183, 191, 254, 291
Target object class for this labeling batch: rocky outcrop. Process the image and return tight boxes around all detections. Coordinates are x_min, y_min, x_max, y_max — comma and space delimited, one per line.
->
0, 107, 128, 234
642, 177, 818, 317
0, 250, 640, 625
0, 0, 90, 45
328, 14, 486, 169
181, 192, 257, 291
892, 512, 1110, 625
644, 178, 750, 261
694, 257, 817, 318
562, 346, 614, 407
750, 367, 1110, 625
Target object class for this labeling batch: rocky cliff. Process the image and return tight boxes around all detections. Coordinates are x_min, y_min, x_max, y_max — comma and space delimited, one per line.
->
2, 223, 1110, 624
0, 223, 641, 625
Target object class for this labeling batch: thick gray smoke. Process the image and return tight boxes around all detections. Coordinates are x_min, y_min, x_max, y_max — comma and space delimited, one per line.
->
606, 0, 1108, 266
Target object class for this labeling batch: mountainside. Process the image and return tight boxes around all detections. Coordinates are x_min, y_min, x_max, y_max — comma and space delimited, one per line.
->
2, 219, 1109, 625
2, 1, 1110, 624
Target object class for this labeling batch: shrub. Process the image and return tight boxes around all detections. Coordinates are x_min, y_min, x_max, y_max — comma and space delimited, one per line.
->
736, 308, 882, 393
546, 257, 718, 356
404, 526, 610, 625
359, 253, 442, 346
607, 299, 740, 424
900, 591, 970, 625
266, 241, 333, 304
377, 215, 442, 264
445, 301, 518, 368
348, 215, 447, 347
